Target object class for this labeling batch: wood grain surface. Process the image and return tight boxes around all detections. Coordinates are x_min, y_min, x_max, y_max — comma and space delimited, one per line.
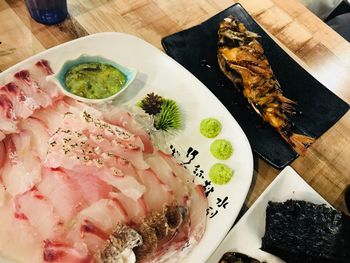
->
0, 0, 349, 214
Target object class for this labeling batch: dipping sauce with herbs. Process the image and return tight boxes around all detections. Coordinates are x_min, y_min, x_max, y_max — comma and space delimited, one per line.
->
64, 62, 126, 99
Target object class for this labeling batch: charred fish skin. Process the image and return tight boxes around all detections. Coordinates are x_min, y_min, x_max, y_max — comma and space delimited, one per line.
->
134, 205, 189, 262
95, 224, 142, 263
217, 16, 314, 155
95, 205, 189, 263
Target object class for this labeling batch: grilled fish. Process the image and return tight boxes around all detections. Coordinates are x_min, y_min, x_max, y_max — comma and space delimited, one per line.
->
217, 16, 314, 154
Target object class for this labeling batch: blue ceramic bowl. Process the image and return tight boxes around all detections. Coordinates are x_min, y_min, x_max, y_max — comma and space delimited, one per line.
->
47, 54, 137, 104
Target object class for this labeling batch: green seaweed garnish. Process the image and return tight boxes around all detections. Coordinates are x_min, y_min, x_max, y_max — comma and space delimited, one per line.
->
137, 93, 182, 132
154, 99, 181, 131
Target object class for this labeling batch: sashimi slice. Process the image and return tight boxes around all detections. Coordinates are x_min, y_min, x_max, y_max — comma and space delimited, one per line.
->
60, 97, 103, 118
97, 171, 145, 200
30, 60, 62, 100
37, 168, 84, 223
46, 148, 145, 201
15, 187, 64, 240
0, 86, 17, 125
158, 151, 207, 240
19, 117, 50, 161
108, 157, 139, 178
158, 150, 194, 184
0, 131, 5, 141
145, 221, 191, 263
43, 240, 89, 263
188, 185, 207, 241
136, 169, 174, 212
60, 105, 146, 153
0, 119, 16, 136
0, 93, 17, 135
54, 103, 145, 152
95, 138, 149, 170
14, 70, 52, 108
31, 106, 64, 134
103, 108, 154, 153
0, 92, 15, 119
67, 170, 112, 205
44, 148, 82, 170
2, 82, 38, 119
146, 151, 189, 204
0, 60, 64, 142
0, 182, 6, 206
66, 199, 128, 255
140, 187, 207, 263
44, 110, 150, 171
0, 198, 43, 263
78, 199, 128, 232
2, 133, 42, 196
35, 59, 54, 75
0, 140, 5, 169
77, 129, 148, 170
109, 192, 147, 224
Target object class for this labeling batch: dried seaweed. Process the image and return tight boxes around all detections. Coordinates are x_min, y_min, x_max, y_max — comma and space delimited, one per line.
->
261, 200, 350, 263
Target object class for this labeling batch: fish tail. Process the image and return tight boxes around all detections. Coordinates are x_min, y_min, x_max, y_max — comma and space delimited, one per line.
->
287, 133, 315, 155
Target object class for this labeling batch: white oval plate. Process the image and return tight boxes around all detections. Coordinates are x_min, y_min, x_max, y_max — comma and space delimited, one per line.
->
0, 33, 254, 263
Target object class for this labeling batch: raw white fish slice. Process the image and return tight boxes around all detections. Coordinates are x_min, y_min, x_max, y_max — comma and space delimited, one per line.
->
2, 132, 42, 196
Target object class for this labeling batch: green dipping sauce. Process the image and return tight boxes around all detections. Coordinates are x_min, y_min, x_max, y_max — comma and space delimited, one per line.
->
210, 139, 233, 160
209, 163, 233, 185
200, 118, 222, 138
64, 62, 127, 99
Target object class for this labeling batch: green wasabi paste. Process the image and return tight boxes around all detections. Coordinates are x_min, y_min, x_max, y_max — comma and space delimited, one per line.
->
200, 118, 222, 138
65, 62, 126, 99
209, 163, 233, 185
210, 139, 233, 160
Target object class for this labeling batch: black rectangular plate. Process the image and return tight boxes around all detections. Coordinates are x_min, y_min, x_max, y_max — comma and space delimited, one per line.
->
161, 3, 349, 169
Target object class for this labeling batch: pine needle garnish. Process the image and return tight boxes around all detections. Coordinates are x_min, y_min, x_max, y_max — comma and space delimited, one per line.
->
137, 93, 182, 132
154, 99, 181, 131
137, 92, 164, 115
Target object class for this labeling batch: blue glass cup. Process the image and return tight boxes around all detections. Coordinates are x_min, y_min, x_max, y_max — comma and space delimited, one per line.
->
25, 0, 68, 25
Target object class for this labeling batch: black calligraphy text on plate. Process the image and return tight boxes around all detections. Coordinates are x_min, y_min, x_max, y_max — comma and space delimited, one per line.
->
161, 3, 349, 169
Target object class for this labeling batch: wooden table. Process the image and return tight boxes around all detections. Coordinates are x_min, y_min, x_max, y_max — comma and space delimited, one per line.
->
1, 0, 349, 213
